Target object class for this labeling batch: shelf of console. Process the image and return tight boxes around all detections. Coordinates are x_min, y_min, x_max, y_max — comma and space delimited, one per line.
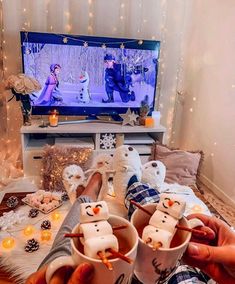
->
20, 120, 166, 177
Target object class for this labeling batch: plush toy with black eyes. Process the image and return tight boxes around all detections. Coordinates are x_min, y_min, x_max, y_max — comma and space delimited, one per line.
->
142, 194, 186, 249
141, 160, 166, 189
62, 164, 85, 204
112, 145, 142, 204
79, 201, 119, 259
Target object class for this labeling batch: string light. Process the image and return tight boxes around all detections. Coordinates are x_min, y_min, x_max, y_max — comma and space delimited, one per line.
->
51, 211, 61, 221
2, 237, 15, 249
23, 225, 35, 236
138, 40, 143, 45
41, 230, 52, 241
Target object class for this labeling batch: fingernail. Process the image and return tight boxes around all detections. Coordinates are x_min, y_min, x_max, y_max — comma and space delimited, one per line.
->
188, 243, 199, 256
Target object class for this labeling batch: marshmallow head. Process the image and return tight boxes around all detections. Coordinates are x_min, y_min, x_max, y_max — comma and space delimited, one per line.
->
141, 160, 166, 188
80, 201, 109, 223
157, 194, 186, 219
62, 164, 85, 187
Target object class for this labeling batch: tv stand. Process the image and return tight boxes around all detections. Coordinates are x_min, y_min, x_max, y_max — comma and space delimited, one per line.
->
21, 120, 166, 177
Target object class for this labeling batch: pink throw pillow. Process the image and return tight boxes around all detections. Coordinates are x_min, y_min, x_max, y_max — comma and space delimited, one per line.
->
150, 143, 203, 186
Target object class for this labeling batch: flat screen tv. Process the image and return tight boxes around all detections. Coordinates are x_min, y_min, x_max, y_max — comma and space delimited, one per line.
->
20, 31, 160, 117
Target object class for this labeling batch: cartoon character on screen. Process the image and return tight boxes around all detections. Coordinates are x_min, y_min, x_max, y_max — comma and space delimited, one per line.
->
141, 160, 166, 189
79, 201, 118, 264
102, 54, 135, 103
78, 70, 90, 103
36, 64, 63, 106
62, 164, 85, 204
142, 194, 186, 250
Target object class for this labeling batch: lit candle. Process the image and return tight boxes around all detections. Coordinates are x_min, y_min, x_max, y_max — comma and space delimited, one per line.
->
41, 230, 52, 241
49, 110, 59, 127
24, 225, 35, 236
51, 211, 61, 221
151, 111, 161, 127
2, 237, 15, 249
145, 117, 154, 128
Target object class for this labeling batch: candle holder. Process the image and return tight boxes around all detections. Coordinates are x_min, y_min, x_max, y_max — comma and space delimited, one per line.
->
145, 117, 154, 128
49, 110, 59, 127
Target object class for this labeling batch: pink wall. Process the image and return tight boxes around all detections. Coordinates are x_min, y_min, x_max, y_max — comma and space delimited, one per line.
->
180, 0, 235, 205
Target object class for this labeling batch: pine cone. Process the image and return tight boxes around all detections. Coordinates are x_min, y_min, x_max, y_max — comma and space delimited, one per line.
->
6, 196, 19, 208
41, 220, 51, 230
24, 238, 40, 253
61, 192, 69, 201
28, 208, 39, 218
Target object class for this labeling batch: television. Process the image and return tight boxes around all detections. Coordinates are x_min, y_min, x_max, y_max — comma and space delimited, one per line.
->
20, 31, 160, 118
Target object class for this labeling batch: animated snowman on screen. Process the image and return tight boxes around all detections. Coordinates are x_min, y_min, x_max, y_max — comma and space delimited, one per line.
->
78, 70, 90, 103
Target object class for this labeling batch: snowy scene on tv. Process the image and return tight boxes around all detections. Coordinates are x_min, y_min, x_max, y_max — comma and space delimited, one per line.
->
23, 42, 159, 108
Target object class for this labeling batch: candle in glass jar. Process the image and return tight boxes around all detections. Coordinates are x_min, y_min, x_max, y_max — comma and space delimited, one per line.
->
49, 112, 58, 127
145, 117, 154, 128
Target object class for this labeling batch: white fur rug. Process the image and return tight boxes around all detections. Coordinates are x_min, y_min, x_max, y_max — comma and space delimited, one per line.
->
0, 182, 210, 283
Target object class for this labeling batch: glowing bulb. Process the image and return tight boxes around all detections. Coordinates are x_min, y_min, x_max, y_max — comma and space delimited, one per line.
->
83, 41, 88, 47
120, 15, 124, 20
120, 43, 125, 49
63, 37, 68, 44
101, 43, 106, 49
193, 97, 196, 101
138, 40, 143, 45
52, 211, 61, 221
211, 153, 214, 157
121, 3, 125, 8
23, 8, 26, 12
214, 142, 217, 146
24, 225, 35, 236
2, 237, 15, 249
89, 12, 93, 18
189, 108, 193, 112
191, 205, 203, 213
41, 230, 52, 241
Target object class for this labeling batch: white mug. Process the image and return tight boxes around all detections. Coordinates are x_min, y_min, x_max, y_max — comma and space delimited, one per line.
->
46, 215, 139, 284
131, 203, 203, 284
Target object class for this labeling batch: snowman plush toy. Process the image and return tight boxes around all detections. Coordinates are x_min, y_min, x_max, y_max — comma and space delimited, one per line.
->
79, 201, 118, 259
113, 145, 142, 204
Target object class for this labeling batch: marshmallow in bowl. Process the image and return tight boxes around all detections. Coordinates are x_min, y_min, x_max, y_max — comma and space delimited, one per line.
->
149, 210, 178, 234
84, 234, 119, 259
142, 225, 173, 248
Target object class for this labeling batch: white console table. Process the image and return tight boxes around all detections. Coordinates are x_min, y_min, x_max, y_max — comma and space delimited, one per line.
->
21, 121, 166, 177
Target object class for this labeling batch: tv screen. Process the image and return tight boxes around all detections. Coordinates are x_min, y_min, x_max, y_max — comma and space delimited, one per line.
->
21, 31, 160, 117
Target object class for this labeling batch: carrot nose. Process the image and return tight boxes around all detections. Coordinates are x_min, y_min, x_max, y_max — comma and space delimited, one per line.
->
93, 207, 100, 214
168, 200, 174, 207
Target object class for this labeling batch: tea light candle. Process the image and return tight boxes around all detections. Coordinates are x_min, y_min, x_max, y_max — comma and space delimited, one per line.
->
41, 230, 52, 241
23, 225, 35, 236
49, 111, 59, 127
51, 211, 61, 221
2, 237, 15, 249
145, 117, 154, 128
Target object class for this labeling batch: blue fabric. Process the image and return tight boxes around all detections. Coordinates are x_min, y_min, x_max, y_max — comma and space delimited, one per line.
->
125, 181, 160, 219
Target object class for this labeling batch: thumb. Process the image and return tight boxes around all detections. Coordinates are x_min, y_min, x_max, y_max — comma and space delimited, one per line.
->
187, 242, 235, 266
68, 263, 94, 284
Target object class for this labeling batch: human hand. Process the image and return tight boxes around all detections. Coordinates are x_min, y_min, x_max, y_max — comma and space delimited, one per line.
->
183, 213, 235, 284
25, 262, 94, 284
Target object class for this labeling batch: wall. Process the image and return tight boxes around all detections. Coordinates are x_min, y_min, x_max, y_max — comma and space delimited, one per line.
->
180, 0, 235, 205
